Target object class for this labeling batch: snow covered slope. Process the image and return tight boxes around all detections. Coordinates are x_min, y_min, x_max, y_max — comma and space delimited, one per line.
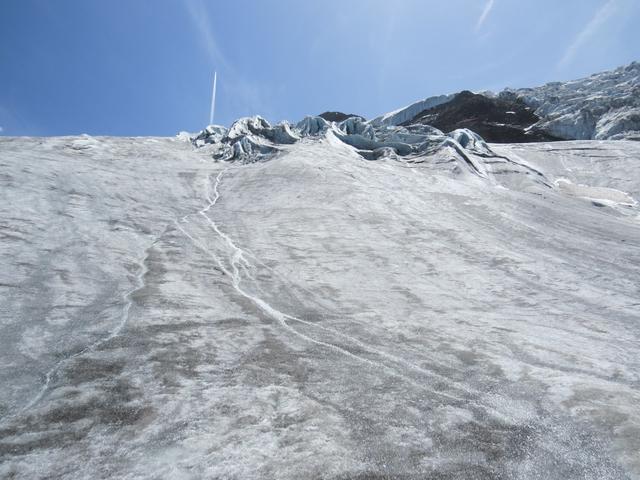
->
1, 131, 639, 479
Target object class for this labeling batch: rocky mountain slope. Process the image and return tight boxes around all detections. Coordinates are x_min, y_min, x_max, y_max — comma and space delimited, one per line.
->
371, 62, 640, 142
318, 111, 363, 123
400, 90, 561, 143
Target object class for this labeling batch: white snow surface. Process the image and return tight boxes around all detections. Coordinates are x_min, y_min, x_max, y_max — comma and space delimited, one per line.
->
1, 132, 640, 479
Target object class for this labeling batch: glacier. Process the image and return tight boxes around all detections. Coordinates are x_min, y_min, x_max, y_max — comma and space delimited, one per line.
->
1, 128, 640, 479
507, 62, 640, 141
192, 114, 494, 171
373, 62, 640, 141
1, 62, 640, 479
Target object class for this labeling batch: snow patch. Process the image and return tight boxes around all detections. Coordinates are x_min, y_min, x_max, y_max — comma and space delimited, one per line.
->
369, 94, 455, 127
555, 178, 637, 207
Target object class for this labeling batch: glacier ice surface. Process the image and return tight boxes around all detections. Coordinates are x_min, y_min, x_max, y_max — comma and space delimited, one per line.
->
1, 134, 640, 479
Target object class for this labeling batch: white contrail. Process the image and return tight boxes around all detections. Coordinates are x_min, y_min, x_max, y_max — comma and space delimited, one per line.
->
209, 71, 217, 125
558, 0, 618, 68
475, 0, 494, 31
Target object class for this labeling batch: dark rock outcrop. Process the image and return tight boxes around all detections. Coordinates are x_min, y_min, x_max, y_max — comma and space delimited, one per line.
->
402, 91, 561, 143
318, 111, 364, 123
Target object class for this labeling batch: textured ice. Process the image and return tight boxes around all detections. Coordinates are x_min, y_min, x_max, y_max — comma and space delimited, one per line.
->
505, 62, 640, 140
192, 124, 228, 147
192, 116, 300, 162
295, 115, 331, 136
192, 114, 498, 173
1, 132, 639, 479
448, 128, 493, 155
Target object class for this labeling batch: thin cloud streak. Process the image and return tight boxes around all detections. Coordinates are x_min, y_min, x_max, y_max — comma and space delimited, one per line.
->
183, 0, 273, 124
475, 0, 495, 31
558, 0, 619, 68
184, 0, 228, 68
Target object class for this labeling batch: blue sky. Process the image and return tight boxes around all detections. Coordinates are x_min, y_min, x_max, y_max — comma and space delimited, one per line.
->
1, 0, 638, 136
